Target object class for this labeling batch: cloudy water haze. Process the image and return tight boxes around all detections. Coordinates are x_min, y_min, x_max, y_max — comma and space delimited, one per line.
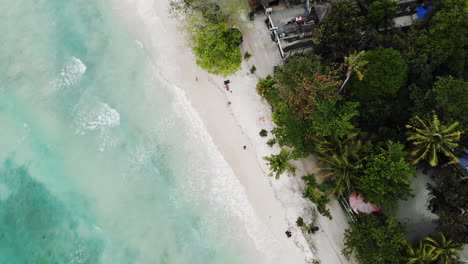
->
0, 0, 272, 263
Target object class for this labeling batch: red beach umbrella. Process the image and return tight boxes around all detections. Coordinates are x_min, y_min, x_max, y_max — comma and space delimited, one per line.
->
348, 193, 380, 215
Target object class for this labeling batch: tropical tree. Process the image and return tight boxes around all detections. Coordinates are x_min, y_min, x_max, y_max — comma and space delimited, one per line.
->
426, 76, 468, 133
263, 148, 297, 179
427, 169, 468, 244
315, 0, 365, 61
302, 173, 333, 219
358, 141, 415, 208
406, 113, 461, 166
343, 214, 408, 264
339, 51, 367, 93
405, 241, 439, 264
190, 21, 243, 76
317, 133, 363, 196
367, 0, 398, 29
424, 233, 463, 264
309, 96, 360, 138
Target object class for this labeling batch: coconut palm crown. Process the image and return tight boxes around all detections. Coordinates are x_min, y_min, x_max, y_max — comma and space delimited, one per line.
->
424, 232, 463, 264
263, 148, 297, 179
406, 113, 461, 167
316, 132, 363, 196
405, 241, 439, 264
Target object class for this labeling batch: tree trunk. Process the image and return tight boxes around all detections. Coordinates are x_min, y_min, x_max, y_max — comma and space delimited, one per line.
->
339, 74, 351, 93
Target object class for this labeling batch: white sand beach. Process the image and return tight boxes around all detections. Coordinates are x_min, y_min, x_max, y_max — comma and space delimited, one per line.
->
112, 0, 353, 263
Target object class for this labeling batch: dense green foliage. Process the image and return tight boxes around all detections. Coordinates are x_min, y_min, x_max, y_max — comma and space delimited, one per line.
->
403, 0, 468, 87
317, 133, 363, 196
405, 241, 439, 264
359, 141, 415, 208
315, 0, 365, 62
367, 0, 398, 29
171, 0, 243, 76
191, 22, 242, 75
427, 169, 468, 244
405, 232, 463, 264
309, 97, 359, 138
354, 47, 407, 101
343, 214, 408, 264
424, 233, 463, 263
253, 0, 467, 259
256, 75, 278, 105
425, 76, 468, 133
406, 114, 461, 166
263, 148, 297, 179
351, 47, 408, 130
302, 173, 333, 219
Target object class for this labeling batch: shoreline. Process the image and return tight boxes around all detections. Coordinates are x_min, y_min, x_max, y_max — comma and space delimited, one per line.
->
111, 0, 351, 263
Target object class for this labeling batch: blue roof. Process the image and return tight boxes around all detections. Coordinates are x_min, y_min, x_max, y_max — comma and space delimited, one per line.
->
460, 155, 468, 169
416, 5, 432, 20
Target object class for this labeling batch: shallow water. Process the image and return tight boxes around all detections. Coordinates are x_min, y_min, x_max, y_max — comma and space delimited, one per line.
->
0, 0, 271, 263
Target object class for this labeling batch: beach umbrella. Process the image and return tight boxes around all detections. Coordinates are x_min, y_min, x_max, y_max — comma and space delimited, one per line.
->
348, 193, 380, 215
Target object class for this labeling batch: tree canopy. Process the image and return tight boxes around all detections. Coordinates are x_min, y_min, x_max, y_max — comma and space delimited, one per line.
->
406, 113, 461, 166
353, 47, 408, 102
427, 169, 468, 244
302, 173, 333, 219
315, 0, 365, 62
191, 21, 243, 76
367, 0, 398, 29
309, 97, 359, 138
403, 0, 468, 87
426, 76, 468, 132
343, 214, 408, 264
359, 141, 415, 208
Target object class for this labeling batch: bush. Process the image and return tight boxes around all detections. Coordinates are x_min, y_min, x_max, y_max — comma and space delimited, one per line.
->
267, 138, 276, 147
343, 214, 407, 264
259, 129, 268, 137
302, 173, 333, 219
191, 22, 243, 76
250, 65, 257, 74
244, 51, 252, 60
296, 217, 304, 227
256, 75, 278, 105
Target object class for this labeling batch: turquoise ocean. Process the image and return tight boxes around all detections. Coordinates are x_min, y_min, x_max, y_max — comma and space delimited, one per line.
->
0, 0, 270, 263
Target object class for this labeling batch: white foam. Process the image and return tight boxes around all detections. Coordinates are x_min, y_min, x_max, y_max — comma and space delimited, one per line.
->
74, 103, 120, 152
169, 80, 281, 258
50, 57, 87, 90
80, 103, 120, 131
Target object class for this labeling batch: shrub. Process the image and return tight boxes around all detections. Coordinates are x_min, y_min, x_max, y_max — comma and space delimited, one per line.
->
296, 217, 304, 227
244, 51, 252, 60
267, 138, 276, 147
250, 65, 257, 74
259, 129, 268, 137
256, 75, 278, 105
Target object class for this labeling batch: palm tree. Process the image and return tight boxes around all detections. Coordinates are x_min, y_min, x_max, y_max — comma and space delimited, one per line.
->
263, 148, 297, 179
406, 113, 461, 167
339, 51, 367, 93
405, 241, 439, 264
316, 133, 363, 196
424, 233, 463, 264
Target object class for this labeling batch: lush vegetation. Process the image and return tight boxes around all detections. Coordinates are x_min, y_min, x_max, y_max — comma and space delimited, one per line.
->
263, 148, 297, 179
427, 168, 468, 244
170, 0, 244, 76
343, 214, 408, 264
405, 232, 463, 264
255, 0, 467, 261
359, 141, 415, 208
